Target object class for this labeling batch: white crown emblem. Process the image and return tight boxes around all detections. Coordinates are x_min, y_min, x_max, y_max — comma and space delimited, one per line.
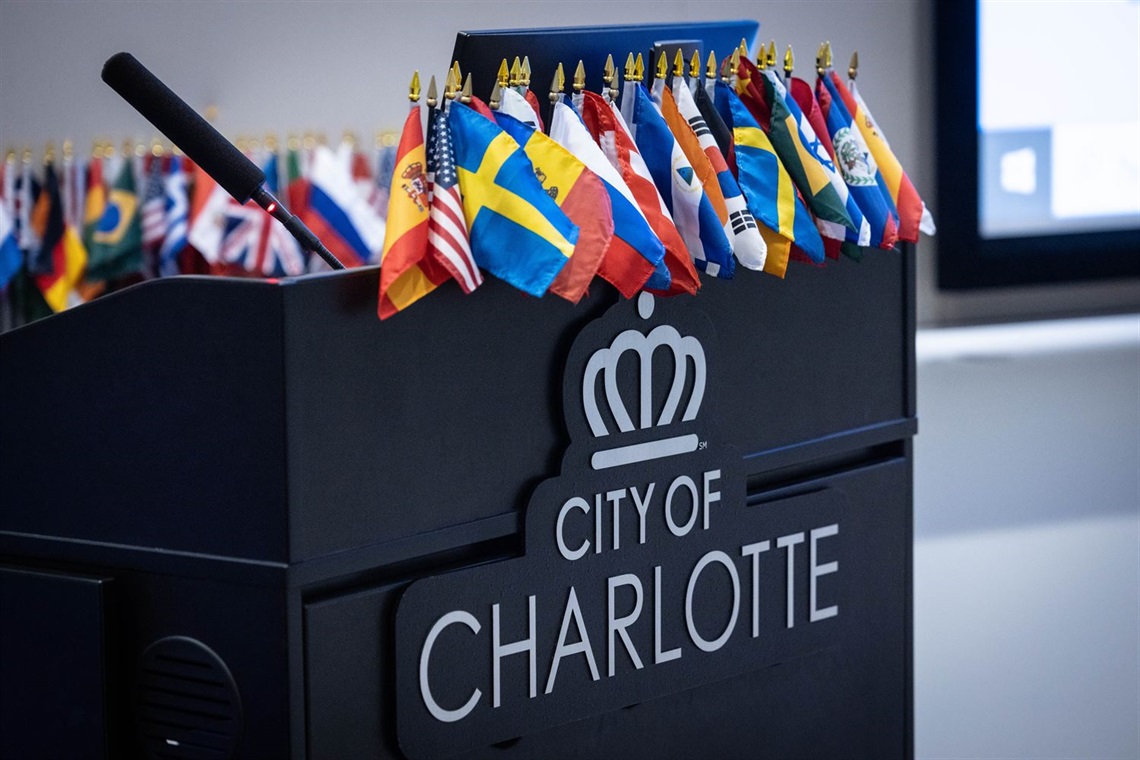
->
582, 294, 707, 470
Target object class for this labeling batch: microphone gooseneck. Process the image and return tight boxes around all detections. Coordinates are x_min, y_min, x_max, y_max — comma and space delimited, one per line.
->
101, 52, 345, 270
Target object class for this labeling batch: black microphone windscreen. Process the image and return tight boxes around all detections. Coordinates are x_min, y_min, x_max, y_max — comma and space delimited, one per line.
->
102, 52, 264, 204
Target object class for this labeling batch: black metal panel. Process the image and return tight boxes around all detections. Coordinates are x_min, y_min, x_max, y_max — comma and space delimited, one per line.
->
0, 277, 289, 563
304, 459, 910, 759
0, 566, 113, 760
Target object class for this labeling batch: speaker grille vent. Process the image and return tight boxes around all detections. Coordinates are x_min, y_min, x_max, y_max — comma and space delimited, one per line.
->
135, 636, 242, 760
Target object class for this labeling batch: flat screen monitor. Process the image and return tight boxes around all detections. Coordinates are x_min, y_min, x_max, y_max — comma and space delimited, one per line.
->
935, 0, 1140, 289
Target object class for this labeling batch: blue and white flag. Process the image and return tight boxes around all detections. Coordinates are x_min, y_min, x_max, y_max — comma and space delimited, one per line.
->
158, 155, 189, 275
628, 81, 733, 278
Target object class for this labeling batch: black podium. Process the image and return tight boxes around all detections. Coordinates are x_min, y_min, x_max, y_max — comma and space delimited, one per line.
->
2, 20, 915, 759
1, 240, 915, 758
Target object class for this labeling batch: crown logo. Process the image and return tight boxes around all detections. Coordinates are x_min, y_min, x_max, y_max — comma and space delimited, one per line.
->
582, 293, 706, 470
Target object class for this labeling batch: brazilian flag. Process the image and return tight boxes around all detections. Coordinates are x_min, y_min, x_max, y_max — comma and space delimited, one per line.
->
86, 160, 143, 281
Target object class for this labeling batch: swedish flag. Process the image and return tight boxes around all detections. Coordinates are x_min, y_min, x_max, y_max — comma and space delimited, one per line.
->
448, 102, 579, 297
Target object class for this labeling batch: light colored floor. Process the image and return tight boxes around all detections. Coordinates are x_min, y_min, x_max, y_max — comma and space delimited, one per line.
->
913, 315, 1140, 760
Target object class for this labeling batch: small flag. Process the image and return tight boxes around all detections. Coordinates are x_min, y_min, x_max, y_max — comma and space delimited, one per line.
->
158, 155, 189, 274
715, 79, 824, 275
550, 97, 663, 297
0, 201, 22, 290
495, 106, 612, 304
673, 77, 767, 271
816, 72, 900, 251
498, 87, 542, 130
31, 163, 87, 312
784, 74, 872, 259
378, 106, 451, 319
425, 105, 482, 294
745, 61, 858, 247
630, 81, 734, 279
86, 158, 143, 281
580, 90, 698, 295
306, 145, 387, 266
448, 101, 578, 298
841, 73, 934, 240
15, 158, 41, 258
371, 136, 397, 218
140, 154, 167, 253
523, 89, 546, 132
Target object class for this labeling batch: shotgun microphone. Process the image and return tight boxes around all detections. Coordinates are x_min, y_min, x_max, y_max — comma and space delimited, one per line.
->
101, 52, 345, 270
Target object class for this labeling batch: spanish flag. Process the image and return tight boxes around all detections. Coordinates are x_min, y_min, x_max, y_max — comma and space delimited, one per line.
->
378, 106, 451, 319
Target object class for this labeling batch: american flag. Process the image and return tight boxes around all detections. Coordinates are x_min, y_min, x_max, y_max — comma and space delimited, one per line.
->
217, 198, 305, 277
426, 107, 481, 293
140, 154, 166, 249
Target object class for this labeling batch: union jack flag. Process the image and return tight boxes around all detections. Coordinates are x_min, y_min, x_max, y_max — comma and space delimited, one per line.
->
217, 155, 305, 278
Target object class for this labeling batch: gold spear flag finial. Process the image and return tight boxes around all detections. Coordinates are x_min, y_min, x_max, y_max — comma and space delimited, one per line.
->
151, 137, 165, 157
451, 61, 462, 89
603, 54, 615, 89
89, 139, 101, 159
689, 50, 701, 79
720, 52, 734, 81
624, 52, 635, 80
43, 141, 56, 165
707, 50, 718, 80
509, 57, 522, 87
634, 52, 645, 82
444, 68, 458, 100
573, 60, 586, 93
655, 50, 668, 82
460, 73, 473, 104
62, 139, 74, 160
521, 56, 532, 87
497, 59, 510, 89
729, 48, 741, 77
848, 50, 859, 80
609, 65, 621, 100
550, 62, 565, 104
816, 43, 827, 76
739, 37, 749, 60
490, 80, 503, 110
767, 40, 777, 68
824, 41, 833, 69
783, 44, 794, 79
672, 48, 685, 78
265, 133, 278, 153
409, 70, 421, 103
427, 75, 438, 108
756, 43, 766, 70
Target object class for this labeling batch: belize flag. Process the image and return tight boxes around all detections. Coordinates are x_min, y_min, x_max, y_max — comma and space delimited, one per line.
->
815, 72, 900, 251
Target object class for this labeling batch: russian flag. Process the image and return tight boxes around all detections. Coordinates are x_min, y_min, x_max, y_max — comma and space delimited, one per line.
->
306, 146, 386, 266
